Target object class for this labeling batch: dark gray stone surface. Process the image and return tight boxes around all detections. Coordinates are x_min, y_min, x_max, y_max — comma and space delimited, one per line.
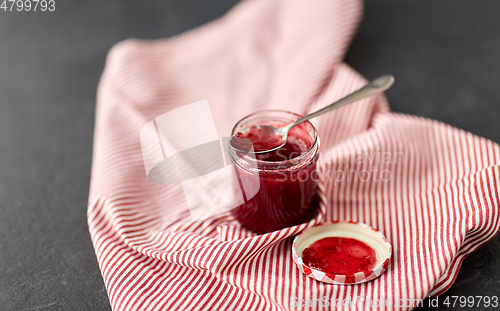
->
0, 0, 498, 310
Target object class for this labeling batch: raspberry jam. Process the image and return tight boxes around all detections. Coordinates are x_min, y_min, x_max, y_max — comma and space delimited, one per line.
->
301, 237, 377, 275
229, 111, 320, 233
234, 124, 312, 161
234, 126, 284, 153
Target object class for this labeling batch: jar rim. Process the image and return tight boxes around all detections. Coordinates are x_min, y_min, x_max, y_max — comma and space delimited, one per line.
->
229, 109, 319, 168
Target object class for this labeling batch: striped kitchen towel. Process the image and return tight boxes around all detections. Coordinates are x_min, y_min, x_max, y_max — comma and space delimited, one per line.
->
87, 0, 500, 310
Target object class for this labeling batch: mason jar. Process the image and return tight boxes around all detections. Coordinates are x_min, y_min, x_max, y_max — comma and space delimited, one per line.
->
229, 110, 320, 233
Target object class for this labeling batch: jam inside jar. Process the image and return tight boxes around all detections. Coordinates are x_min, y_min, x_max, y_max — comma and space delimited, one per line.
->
229, 110, 320, 233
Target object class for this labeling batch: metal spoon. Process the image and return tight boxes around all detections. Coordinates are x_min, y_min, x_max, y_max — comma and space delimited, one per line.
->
230, 75, 394, 154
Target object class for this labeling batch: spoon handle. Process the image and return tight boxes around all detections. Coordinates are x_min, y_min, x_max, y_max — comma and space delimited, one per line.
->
285, 75, 394, 131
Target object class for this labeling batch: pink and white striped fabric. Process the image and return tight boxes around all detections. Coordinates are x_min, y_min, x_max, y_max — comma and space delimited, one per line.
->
88, 0, 500, 310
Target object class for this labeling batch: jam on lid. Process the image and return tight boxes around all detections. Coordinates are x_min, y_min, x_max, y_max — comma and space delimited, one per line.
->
301, 237, 377, 275
292, 221, 392, 285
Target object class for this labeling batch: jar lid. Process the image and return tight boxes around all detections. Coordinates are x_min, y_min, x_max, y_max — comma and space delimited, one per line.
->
292, 221, 392, 285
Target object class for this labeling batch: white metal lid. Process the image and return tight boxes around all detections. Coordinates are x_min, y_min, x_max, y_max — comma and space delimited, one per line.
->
292, 221, 392, 285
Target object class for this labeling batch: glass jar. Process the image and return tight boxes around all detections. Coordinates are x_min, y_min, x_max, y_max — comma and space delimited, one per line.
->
229, 110, 320, 233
